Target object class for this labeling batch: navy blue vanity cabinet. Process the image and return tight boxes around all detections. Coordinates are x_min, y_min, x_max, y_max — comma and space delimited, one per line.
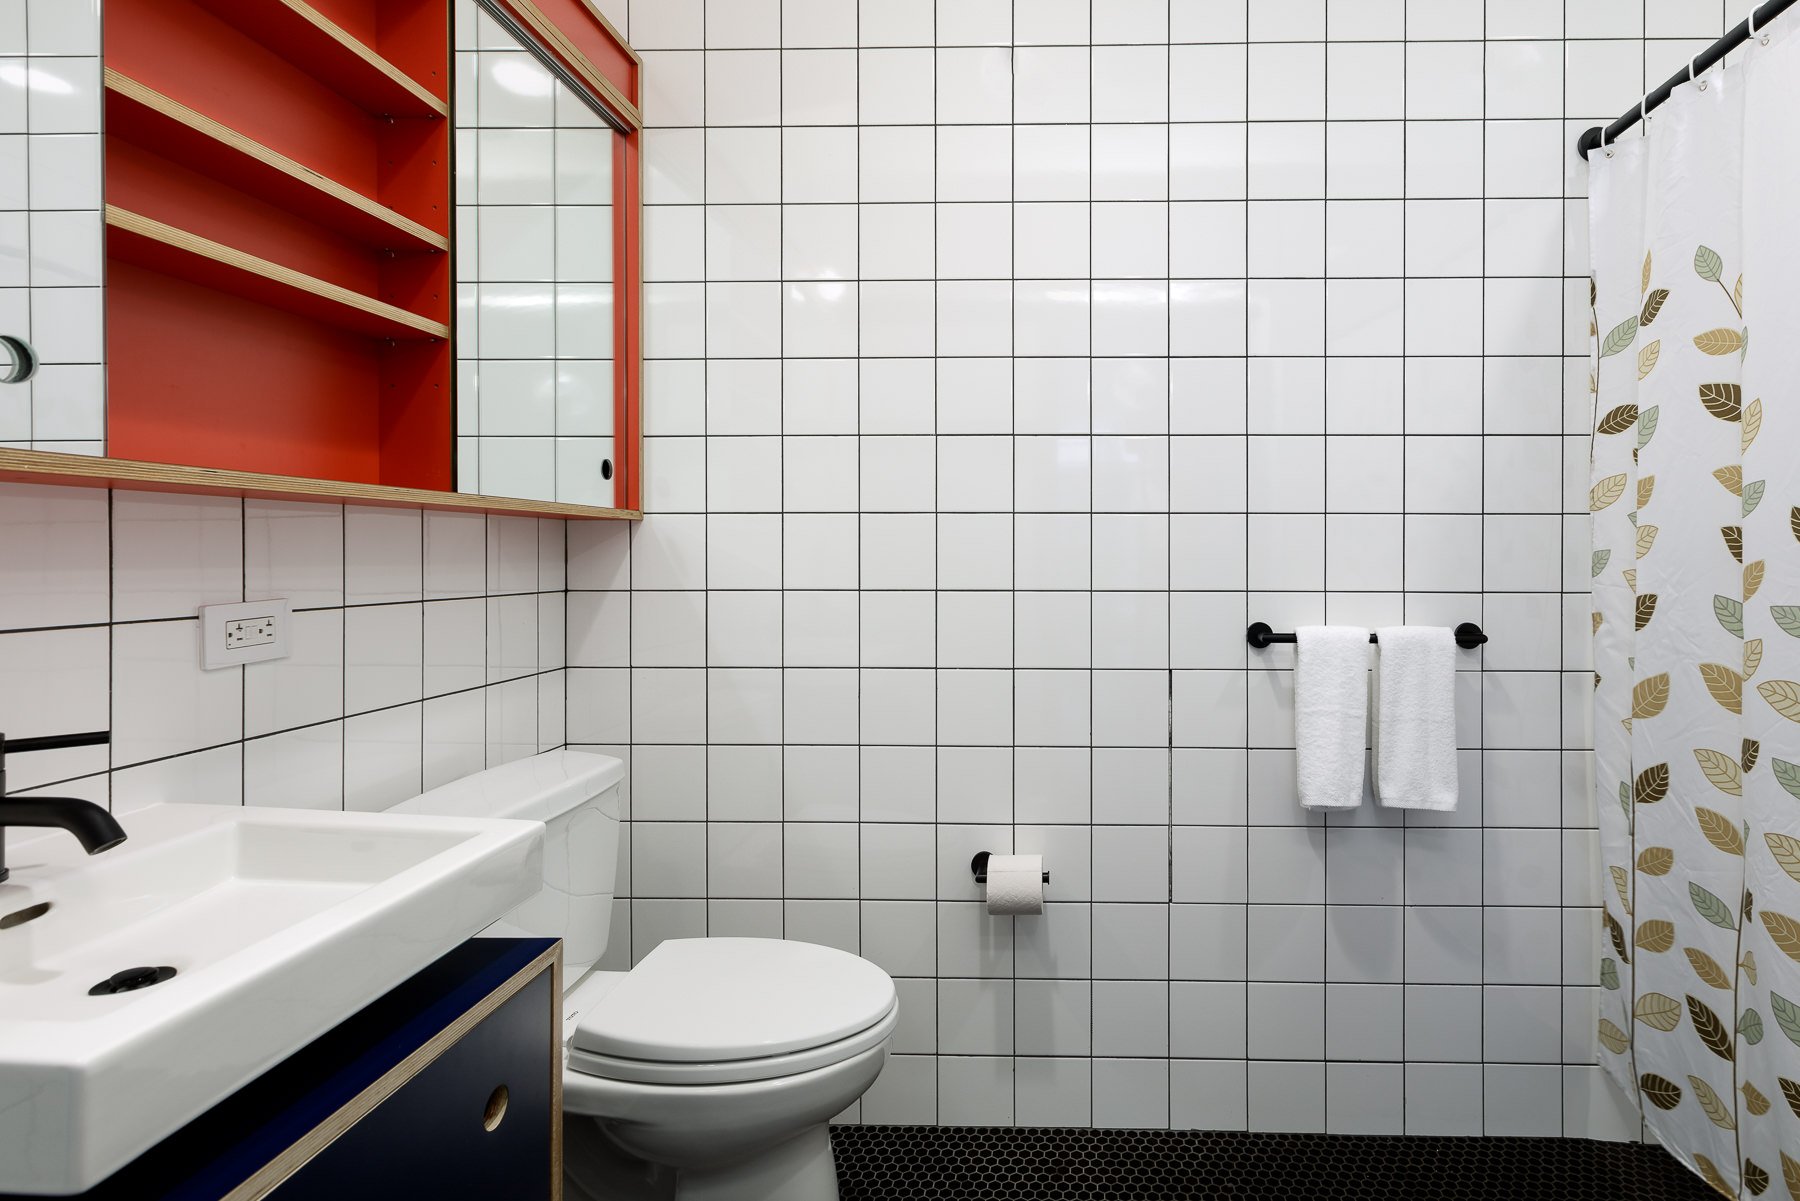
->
271, 956, 557, 1199
13, 938, 562, 1201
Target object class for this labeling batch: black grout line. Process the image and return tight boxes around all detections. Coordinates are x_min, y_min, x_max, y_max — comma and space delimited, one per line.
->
629, 36, 1742, 50
1319, 2, 1332, 1133
1161, 0, 1173, 1130
1396, 0, 1409, 1132
1081, 13, 1095, 1128
1239, 0, 1252, 1128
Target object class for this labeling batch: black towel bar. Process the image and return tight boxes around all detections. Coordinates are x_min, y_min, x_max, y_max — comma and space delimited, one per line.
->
1246, 622, 1487, 650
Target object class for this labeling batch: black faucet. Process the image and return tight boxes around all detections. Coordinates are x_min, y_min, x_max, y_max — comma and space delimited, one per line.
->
0, 731, 126, 883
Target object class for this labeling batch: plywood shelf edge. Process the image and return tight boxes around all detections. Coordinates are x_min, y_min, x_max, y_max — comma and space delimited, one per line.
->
106, 205, 449, 340
192, 0, 447, 119
0, 449, 640, 520
105, 69, 448, 255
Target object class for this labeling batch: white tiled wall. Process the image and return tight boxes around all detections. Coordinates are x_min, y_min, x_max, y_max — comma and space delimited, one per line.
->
0, 0, 1764, 1146
0, 1, 575, 816
0, 0, 105, 453
0, 484, 569, 815
456, 0, 620, 505
562, 0, 1762, 1138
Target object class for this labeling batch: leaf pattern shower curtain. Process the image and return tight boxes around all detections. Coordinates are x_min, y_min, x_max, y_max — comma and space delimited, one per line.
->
1590, 25, 1800, 1197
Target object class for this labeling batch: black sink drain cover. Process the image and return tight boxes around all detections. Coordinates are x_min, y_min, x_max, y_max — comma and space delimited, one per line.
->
89, 966, 177, 995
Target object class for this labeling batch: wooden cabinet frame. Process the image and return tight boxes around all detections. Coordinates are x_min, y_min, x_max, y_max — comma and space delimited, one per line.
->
0, 0, 642, 521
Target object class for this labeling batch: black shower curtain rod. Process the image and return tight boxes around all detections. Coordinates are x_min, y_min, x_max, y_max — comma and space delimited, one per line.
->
1577, 0, 1797, 159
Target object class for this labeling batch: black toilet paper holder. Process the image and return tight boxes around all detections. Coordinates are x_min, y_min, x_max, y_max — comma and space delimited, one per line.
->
971, 851, 1050, 885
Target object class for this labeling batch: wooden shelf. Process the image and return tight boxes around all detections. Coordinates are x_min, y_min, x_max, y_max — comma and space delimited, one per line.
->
0, 449, 639, 520
104, 69, 447, 256
190, 0, 446, 119
105, 205, 449, 341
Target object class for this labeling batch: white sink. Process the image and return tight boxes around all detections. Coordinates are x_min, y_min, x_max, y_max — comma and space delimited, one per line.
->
0, 802, 542, 1195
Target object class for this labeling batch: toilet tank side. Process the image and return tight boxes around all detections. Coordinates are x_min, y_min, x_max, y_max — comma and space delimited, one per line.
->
389, 751, 624, 983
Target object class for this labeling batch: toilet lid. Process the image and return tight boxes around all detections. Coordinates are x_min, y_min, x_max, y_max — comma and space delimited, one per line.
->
571, 938, 896, 1063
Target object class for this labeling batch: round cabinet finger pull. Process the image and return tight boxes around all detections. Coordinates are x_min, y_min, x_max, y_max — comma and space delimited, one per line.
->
482, 1084, 509, 1132
0, 335, 37, 385
600, 458, 614, 481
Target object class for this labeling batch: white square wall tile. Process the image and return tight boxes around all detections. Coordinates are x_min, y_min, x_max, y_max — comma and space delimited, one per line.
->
936, 47, 1012, 124
0, 481, 107, 630
344, 507, 423, 603
245, 608, 344, 738
344, 704, 424, 812
245, 723, 344, 811
935, 0, 1010, 44
245, 500, 343, 609
112, 492, 243, 622
112, 620, 242, 767
0, 625, 109, 789
343, 603, 425, 715
1249, 44, 1324, 120
938, 125, 1012, 202
1093, 46, 1169, 122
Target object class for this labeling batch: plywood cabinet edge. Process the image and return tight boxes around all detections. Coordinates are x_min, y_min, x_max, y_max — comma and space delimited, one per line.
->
0, 449, 642, 520
497, 0, 642, 129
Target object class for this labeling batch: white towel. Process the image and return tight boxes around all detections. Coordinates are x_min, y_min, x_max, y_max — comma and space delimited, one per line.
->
1294, 626, 1372, 810
1373, 626, 1459, 810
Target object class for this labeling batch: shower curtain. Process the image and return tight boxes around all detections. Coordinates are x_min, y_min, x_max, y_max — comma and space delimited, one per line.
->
1590, 25, 1800, 1196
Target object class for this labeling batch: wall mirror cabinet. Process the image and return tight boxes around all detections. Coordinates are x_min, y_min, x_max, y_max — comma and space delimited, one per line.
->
0, 0, 641, 519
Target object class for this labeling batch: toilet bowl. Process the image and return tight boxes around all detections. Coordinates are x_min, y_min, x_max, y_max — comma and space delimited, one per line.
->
561, 938, 896, 1201
390, 751, 894, 1201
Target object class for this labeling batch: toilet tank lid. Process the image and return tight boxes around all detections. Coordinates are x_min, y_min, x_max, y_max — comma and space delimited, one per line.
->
389, 750, 624, 823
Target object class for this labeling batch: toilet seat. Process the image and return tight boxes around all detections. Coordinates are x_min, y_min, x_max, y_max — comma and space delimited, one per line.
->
569, 1003, 897, 1085
567, 937, 897, 1086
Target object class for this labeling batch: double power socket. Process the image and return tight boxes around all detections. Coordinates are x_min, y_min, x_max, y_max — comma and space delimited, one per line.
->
199, 600, 293, 670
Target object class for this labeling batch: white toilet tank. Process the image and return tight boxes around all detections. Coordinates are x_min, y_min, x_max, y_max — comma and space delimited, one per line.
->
389, 750, 624, 982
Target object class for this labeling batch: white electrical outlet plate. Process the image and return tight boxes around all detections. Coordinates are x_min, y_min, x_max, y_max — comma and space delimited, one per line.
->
199, 600, 292, 670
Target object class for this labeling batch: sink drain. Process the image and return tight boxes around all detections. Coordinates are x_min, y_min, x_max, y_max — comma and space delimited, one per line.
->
89, 966, 177, 995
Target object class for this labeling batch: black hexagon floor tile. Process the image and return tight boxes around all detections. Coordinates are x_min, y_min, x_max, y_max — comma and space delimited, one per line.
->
831, 1127, 1716, 1200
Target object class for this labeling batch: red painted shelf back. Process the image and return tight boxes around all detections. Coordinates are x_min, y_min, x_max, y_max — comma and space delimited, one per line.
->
104, 0, 452, 489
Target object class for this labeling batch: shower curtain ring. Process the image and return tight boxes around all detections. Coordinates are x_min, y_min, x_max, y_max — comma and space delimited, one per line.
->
1750, 3, 1769, 42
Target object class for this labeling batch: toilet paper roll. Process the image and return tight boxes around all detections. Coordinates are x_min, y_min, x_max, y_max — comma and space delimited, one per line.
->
983, 854, 1044, 915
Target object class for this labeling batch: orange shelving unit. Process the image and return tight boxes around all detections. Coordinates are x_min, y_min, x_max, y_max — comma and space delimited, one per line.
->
102, 0, 453, 490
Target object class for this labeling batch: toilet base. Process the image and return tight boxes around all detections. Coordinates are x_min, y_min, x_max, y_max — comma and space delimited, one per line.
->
564, 1119, 840, 1201
678, 1124, 840, 1201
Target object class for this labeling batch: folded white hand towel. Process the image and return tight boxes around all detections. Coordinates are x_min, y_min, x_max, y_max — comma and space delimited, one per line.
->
1295, 626, 1372, 810
1373, 626, 1459, 810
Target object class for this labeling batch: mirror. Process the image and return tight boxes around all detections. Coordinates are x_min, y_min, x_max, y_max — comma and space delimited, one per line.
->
456, 0, 619, 507
0, 0, 640, 518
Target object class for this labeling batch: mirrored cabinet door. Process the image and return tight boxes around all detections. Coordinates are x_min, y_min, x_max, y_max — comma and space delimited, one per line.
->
457, 0, 620, 508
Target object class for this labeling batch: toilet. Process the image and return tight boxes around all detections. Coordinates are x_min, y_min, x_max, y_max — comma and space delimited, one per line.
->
390, 749, 895, 1201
